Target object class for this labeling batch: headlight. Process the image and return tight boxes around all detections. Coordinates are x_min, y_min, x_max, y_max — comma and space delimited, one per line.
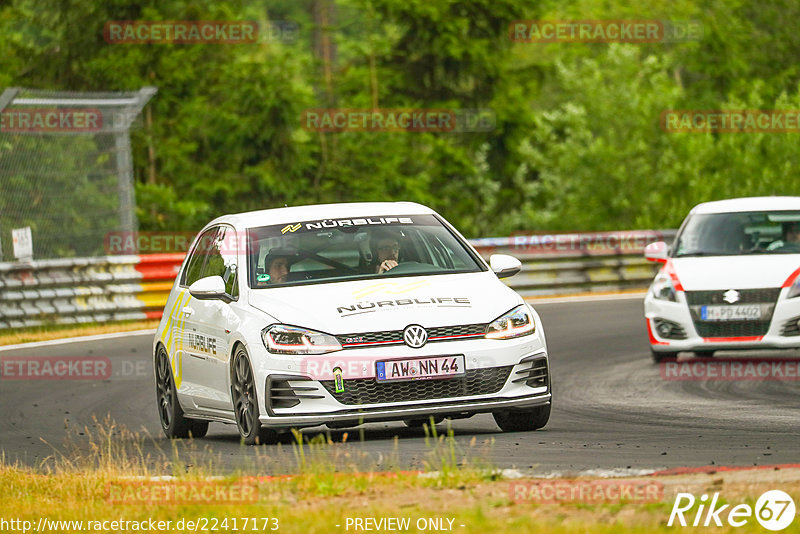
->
485, 304, 535, 339
262, 325, 342, 355
788, 276, 800, 299
651, 273, 677, 302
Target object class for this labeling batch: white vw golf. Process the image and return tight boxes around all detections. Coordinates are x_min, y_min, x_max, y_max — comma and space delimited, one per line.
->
644, 197, 800, 362
153, 202, 551, 444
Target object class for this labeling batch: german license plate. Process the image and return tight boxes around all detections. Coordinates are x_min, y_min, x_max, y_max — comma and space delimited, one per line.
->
376, 355, 465, 382
701, 305, 762, 321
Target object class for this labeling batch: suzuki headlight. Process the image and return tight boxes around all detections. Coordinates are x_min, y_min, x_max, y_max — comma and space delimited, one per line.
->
651, 273, 677, 302
485, 305, 535, 339
262, 325, 342, 355
788, 275, 800, 299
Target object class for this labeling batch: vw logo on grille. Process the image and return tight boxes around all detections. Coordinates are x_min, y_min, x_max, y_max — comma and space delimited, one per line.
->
723, 289, 740, 304
403, 325, 428, 348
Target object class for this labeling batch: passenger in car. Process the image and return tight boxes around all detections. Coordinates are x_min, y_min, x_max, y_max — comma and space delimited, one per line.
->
369, 230, 402, 274
258, 248, 296, 285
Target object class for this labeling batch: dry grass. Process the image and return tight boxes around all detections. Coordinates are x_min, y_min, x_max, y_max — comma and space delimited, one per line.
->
3, 418, 799, 532
0, 320, 159, 346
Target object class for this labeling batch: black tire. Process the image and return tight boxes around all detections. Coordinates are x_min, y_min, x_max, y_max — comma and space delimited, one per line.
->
692, 350, 715, 358
403, 416, 444, 428
651, 349, 677, 363
231, 347, 277, 445
492, 403, 551, 432
155, 345, 209, 439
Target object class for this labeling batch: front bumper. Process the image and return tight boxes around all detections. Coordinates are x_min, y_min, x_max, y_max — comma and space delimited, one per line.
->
260, 391, 551, 428
645, 288, 800, 352
252, 332, 551, 427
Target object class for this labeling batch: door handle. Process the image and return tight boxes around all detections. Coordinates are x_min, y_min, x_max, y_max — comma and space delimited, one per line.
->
182, 307, 194, 317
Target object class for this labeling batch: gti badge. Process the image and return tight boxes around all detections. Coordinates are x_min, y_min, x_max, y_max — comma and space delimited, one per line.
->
403, 324, 428, 348
723, 289, 740, 304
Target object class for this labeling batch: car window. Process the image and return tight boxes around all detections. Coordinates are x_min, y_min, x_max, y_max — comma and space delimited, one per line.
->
674, 210, 800, 257
182, 226, 219, 286
200, 225, 238, 297
247, 214, 484, 288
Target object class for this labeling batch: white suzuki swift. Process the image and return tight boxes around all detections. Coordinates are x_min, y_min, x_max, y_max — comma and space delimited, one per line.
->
644, 197, 800, 362
153, 202, 551, 444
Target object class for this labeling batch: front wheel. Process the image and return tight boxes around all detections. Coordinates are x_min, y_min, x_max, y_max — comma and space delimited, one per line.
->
692, 350, 715, 358
155, 346, 209, 439
231, 347, 277, 445
492, 403, 551, 432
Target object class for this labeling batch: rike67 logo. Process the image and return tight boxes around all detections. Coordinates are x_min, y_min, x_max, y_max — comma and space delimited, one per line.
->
669, 490, 796, 530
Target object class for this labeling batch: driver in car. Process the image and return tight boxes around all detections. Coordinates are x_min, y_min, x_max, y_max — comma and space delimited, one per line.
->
767, 221, 800, 252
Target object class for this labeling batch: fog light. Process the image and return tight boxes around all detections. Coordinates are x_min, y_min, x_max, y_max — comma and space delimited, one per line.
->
657, 322, 673, 337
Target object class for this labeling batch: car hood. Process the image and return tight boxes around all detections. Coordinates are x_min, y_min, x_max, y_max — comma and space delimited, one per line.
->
670, 255, 800, 290
247, 272, 522, 334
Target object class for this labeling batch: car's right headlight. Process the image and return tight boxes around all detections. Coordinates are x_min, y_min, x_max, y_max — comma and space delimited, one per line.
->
262, 325, 342, 355
650, 273, 677, 302
787, 274, 800, 299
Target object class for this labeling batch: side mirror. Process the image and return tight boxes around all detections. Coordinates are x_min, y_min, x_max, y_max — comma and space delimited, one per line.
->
489, 254, 522, 279
644, 241, 668, 263
189, 275, 231, 302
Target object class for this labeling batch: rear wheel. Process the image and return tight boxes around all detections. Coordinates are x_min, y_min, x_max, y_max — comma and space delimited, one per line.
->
231, 347, 277, 445
155, 346, 209, 439
493, 403, 551, 432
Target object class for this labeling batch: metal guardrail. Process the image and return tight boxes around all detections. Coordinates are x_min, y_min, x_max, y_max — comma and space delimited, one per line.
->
471, 230, 676, 297
0, 254, 183, 329
0, 230, 675, 329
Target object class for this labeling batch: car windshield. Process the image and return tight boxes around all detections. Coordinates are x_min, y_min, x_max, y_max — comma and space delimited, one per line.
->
246, 214, 484, 288
673, 210, 800, 257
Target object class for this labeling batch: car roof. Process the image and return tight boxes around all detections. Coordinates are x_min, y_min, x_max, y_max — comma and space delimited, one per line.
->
690, 196, 800, 215
206, 201, 437, 229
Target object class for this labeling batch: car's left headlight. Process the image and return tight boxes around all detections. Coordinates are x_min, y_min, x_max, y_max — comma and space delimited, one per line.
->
262, 325, 343, 355
485, 304, 536, 339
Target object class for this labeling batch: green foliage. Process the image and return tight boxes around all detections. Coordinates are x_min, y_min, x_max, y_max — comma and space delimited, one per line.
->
2, 0, 800, 243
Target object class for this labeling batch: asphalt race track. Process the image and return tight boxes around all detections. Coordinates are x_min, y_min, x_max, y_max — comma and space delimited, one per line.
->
1, 296, 797, 475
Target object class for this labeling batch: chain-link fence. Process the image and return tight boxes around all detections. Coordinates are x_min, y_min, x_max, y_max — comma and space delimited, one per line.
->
0, 87, 156, 260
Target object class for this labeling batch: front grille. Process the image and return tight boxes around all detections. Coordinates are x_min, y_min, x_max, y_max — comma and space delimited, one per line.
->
686, 288, 780, 338
337, 323, 487, 348
685, 288, 781, 305
693, 321, 770, 338
320, 366, 512, 405
653, 318, 688, 340
781, 316, 800, 337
